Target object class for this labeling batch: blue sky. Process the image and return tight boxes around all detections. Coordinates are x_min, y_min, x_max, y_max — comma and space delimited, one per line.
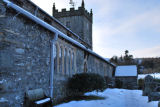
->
31, 0, 160, 58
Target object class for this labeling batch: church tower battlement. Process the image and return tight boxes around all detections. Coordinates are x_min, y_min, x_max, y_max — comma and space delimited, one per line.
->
53, 0, 93, 49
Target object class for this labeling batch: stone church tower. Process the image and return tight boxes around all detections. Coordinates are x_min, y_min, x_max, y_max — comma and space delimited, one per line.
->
52, 0, 93, 49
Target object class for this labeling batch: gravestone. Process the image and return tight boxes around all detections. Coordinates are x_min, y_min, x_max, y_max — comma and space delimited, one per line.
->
143, 75, 154, 96
148, 92, 160, 101
0, 98, 9, 107
148, 85, 160, 101
158, 101, 160, 107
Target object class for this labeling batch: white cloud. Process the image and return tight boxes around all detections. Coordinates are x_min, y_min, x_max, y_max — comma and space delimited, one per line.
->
94, 6, 160, 38
133, 45, 160, 58
93, 6, 160, 58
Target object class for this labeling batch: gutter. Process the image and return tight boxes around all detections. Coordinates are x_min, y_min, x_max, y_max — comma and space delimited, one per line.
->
50, 33, 58, 100
3, 0, 115, 67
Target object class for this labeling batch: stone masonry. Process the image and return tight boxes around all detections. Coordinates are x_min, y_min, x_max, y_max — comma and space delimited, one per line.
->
53, 0, 93, 49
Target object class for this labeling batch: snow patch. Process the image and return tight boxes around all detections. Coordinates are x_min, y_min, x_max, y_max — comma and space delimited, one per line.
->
55, 88, 158, 107
35, 98, 50, 104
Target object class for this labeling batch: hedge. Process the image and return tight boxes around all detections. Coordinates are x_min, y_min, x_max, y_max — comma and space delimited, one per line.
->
68, 73, 107, 95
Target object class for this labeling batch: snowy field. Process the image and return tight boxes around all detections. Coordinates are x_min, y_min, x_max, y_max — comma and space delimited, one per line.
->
55, 88, 158, 107
138, 73, 160, 79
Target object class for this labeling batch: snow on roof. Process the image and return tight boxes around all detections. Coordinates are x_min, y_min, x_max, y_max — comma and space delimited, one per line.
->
115, 65, 137, 77
105, 58, 110, 61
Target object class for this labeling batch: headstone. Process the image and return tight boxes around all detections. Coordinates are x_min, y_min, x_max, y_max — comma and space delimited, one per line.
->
0, 98, 9, 107
148, 92, 160, 102
143, 75, 154, 96
158, 101, 160, 107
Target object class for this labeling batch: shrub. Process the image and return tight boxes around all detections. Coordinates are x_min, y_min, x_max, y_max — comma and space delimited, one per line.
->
104, 76, 115, 88
154, 78, 160, 83
68, 73, 107, 95
138, 78, 144, 90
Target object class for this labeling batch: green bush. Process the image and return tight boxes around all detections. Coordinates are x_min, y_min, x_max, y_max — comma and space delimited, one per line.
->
138, 78, 144, 90
68, 73, 107, 95
154, 78, 160, 83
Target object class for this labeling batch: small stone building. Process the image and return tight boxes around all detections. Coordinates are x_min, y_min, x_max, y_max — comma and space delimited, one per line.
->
115, 65, 138, 89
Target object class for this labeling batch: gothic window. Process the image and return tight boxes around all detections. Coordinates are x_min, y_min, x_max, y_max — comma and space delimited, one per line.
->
64, 48, 67, 74
68, 50, 71, 76
55, 43, 59, 74
72, 52, 74, 74
59, 46, 63, 74
66, 21, 70, 28
54, 44, 57, 73
74, 51, 77, 73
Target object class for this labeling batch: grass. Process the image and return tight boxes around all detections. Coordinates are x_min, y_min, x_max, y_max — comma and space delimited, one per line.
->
54, 95, 106, 106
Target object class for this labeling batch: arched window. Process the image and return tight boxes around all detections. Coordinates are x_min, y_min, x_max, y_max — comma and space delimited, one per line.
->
55, 43, 59, 74
72, 52, 74, 74
59, 46, 63, 74
68, 50, 71, 76
74, 51, 77, 73
64, 48, 67, 75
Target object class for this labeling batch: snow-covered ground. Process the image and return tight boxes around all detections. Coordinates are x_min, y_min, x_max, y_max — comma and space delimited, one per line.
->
138, 73, 160, 79
55, 88, 158, 107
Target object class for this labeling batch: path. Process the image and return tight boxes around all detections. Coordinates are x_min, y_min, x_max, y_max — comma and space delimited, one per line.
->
55, 88, 158, 107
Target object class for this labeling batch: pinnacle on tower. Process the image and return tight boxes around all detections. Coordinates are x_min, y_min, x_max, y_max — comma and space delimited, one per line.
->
53, 2, 56, 10
90, 9, 93, 15
81, 0, 85, 8
53, 3, 55, 7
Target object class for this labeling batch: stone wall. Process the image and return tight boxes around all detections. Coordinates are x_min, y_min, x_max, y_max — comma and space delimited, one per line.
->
8, 0, 91, 49
115, 77, 137, 89
0, 1, 115, 106
0, 1, 51, 106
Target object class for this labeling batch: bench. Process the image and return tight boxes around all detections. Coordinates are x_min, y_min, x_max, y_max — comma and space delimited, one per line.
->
24, 88, 52, 107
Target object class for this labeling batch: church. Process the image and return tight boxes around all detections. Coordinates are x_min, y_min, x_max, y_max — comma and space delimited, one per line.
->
0, 0, 115, 106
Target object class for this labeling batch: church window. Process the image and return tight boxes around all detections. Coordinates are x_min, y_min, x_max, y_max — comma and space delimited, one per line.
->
72, 52, 74, 74
59, 46, 63, 74
64, 48, 67, 74
66, 21, 71, 28
55, 43, 59, 74
68, 50, 71, 76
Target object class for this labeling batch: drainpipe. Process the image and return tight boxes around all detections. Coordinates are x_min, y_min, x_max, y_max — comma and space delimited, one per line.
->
50, 33, 58, 101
